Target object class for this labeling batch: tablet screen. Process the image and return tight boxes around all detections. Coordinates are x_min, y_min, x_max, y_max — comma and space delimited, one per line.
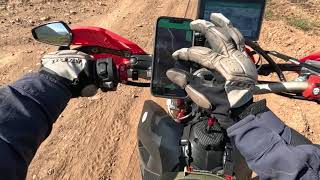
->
200, 0, 265, 40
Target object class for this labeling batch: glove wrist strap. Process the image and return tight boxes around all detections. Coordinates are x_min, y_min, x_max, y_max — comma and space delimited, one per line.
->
234, 99, 269, 120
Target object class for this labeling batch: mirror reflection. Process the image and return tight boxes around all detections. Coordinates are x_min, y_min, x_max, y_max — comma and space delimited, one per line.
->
34, 22, 71, 46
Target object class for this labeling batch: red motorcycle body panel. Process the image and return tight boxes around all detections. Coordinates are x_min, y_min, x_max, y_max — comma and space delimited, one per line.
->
300, 51, 320, 62
71, 26, 146, 55
69, 26, 148, 83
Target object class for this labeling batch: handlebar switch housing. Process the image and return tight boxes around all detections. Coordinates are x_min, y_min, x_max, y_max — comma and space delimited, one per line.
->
96, 58, 119, 91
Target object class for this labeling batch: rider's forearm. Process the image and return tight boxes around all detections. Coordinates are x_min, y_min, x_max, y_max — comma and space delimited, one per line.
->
0, 73, 71, 179
227, 111, 320, 180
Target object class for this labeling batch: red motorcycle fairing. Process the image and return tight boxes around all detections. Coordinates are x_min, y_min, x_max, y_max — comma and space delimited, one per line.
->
70, 26, 148, 83
300, 51, 320, 62
71, 26, 146, 55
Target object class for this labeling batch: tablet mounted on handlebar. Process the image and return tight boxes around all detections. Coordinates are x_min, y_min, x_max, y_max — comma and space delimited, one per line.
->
197, 0, 266, 41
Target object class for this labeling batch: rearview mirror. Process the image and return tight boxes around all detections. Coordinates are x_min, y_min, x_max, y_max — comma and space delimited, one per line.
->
32, 21, 72, 46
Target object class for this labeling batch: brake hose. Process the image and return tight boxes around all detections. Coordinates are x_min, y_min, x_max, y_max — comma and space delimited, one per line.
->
245, 40, 287, 82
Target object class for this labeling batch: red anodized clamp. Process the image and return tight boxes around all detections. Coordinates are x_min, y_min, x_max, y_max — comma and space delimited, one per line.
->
208, 117, 216, 127
303, 75, 320, 100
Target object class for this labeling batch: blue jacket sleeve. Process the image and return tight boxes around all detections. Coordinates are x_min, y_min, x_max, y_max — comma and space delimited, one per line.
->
227, 111, 320, 180
0, 73, 71, 180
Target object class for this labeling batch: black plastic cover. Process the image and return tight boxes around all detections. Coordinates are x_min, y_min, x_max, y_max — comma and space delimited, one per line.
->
137, 100, 184, 180
188, 120, 252, 179
189, 120, 225, 171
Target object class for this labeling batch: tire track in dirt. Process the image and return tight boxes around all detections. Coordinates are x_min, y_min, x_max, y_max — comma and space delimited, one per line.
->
27, 85, 146, 179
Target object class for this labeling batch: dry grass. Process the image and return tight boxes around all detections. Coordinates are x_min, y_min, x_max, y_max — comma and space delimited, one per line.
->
265, 0, 320, 32
287, 17, 315, 31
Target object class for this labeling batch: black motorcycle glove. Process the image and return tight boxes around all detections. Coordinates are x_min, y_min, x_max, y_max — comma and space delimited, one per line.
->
39, 50, 98, 98
166, 14, 258, 128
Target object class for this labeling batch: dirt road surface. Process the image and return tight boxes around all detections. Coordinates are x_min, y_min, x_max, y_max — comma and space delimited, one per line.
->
0, 0, 319, 180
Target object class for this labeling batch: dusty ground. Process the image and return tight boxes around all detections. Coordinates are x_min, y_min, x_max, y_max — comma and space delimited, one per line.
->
0, 0, 319, 179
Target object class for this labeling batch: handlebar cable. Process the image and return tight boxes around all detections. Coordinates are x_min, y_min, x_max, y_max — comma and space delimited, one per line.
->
267, 51, 320, 74
257, 64, 301, 76
184, 0, 192, 18
255, 54, 264, 71
245, 40, 287, 82
276, 92, 320, 103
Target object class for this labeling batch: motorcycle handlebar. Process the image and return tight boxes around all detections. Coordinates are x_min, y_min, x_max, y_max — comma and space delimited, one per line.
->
127, 69, 151, 80
129, 68, 310, 95
253, 82, 309, 95
124, 67, 318, 101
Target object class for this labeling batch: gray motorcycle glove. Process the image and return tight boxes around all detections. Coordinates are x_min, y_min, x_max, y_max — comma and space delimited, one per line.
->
40, 50, 98, 97
167, 14, 258, 128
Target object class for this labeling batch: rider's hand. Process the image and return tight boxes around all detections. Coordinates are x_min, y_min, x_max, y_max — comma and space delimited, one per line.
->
166, 13, 258, 128
39, 50, 98, 98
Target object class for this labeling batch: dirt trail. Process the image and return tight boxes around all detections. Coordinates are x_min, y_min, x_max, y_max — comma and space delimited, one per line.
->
18, 0, 199, 179
0, 0, 319, 180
